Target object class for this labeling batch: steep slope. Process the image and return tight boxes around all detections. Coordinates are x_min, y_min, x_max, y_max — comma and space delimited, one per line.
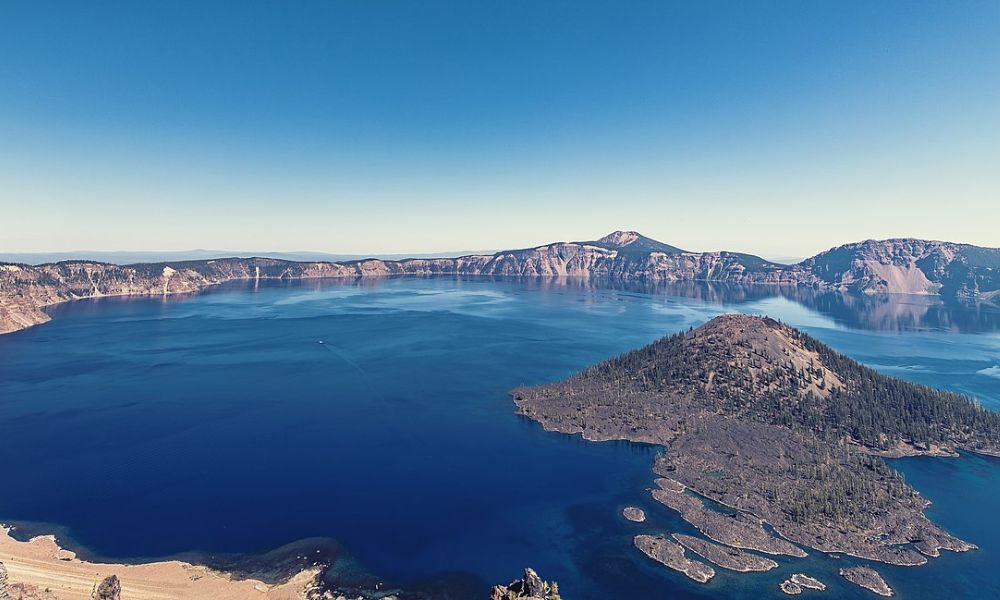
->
514, 315, 998, 565
799, 238, 1000, 297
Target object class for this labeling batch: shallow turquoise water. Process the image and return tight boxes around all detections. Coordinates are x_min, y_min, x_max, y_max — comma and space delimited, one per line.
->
0, 277, 998, 599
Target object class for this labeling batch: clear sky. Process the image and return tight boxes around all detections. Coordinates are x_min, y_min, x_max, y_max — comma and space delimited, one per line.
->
1, 1, 998, 258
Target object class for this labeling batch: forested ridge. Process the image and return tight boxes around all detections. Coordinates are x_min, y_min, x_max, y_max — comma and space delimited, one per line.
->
582, 315, 1000, 454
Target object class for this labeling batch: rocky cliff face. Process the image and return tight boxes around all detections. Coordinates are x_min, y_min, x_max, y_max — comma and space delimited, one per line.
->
2, 232, 997, 335
490, 568, 560, 600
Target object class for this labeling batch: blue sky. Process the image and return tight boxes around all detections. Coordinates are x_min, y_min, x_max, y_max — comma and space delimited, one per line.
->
1, 1, 998, 257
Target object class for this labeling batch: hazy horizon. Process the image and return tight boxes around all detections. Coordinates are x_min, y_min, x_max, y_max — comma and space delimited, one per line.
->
0, 226, 995, 261
6, 226, 1000, 267
2, 1, 998, 256
1, 226, 995, 265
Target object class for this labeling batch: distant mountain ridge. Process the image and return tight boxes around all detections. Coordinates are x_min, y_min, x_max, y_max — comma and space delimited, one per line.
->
1, 231, 998, 335
0, 249, 493, 265
800, 238, 1000, 297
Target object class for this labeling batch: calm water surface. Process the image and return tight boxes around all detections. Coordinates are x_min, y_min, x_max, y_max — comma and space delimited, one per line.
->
1, 277, 999, 599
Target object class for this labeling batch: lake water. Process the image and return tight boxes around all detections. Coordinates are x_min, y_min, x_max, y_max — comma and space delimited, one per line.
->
1, 277, 999, 599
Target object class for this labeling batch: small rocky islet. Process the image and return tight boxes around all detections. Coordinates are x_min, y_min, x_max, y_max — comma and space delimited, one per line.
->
622, 506, 647, 522
779, 573, 827, 595
839, 566, 893, 597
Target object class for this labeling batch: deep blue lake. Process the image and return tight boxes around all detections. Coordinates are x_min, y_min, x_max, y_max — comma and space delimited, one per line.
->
1, 277, 999, 599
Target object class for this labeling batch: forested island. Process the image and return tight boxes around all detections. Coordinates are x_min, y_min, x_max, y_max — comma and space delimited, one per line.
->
514, 314, 1000, 581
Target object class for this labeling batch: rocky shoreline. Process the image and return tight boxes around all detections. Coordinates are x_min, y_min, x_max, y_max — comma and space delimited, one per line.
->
672, 533, 778, 572
3, 232, 998, 336
633, 535, 715, 583
650, 480, 807, 558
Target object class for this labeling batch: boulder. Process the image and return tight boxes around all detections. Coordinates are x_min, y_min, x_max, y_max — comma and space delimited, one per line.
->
0, 561, 10, 600
92, 575, 122, 600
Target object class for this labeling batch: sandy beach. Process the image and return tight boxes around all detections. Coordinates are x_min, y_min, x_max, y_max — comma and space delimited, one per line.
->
0, 525, 318, 600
